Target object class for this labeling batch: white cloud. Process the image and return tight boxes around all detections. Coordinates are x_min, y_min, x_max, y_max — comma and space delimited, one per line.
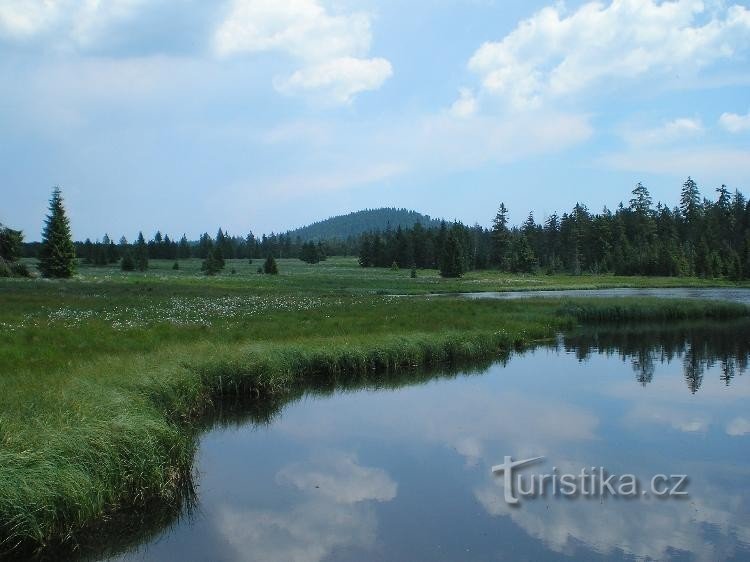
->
726, 417, 750, 436
621, 117, 704, 146
214, 0, 391, 103
719, 109, 750, 133
214, 0, 370, 61
0, 0, 146, 48
216, 452, 396, 562
273, 56, 392, 104
466, 0, 750, 109
276, 452, 397, 504
0, 0, 62, 39
625, 403, 710, 433
450, 87, 478, 118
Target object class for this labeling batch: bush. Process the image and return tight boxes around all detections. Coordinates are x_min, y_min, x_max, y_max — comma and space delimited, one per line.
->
11, 262, 32, 278
172, 262, 179, 270
0, 257, 12, 277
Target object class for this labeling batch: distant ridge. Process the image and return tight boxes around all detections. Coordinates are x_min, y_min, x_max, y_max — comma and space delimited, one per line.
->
287, 208, 441, 241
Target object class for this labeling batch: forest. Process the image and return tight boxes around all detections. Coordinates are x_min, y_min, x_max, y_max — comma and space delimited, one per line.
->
357, 178, 750, 279
3, 177, 749, 280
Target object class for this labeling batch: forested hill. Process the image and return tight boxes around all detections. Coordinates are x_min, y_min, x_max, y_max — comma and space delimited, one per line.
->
287, 208, 441, 241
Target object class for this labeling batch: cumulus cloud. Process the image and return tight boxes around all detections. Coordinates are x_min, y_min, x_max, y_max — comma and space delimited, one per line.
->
476, 472, 750, 561
216, 452, 396, 562
449, 88, 478, 118
276, 452, 397, 504
214, 0, 392, 103
1, 0, 392, 103
0, 0, 146, 49
465, 0, 750, 109
719, 110, 750, 133
273, 56, 392, 104
621, 117, 704, 146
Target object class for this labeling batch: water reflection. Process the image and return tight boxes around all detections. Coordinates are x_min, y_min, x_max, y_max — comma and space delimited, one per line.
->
216, 452, 397, 562
562, 321, 750, 393
29, 320, 750, 561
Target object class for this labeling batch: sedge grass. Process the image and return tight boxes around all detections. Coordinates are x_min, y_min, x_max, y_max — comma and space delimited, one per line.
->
1, 260, 749, 556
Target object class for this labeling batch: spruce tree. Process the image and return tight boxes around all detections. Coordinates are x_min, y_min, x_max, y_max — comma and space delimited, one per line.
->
439, 232, 464, 278
134, 231, 149, 271
491, 203, 510, 269
264, 255, 279, 274
201, 249, 224, 275
120, 251, 136, 271
39, 186, 76, 278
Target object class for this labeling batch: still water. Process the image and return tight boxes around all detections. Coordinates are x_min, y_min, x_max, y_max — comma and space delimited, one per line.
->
109, 320, 750, 562
454, 287, 750, 304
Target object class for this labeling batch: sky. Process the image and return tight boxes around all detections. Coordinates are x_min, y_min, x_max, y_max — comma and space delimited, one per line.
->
1, 0, 749, 242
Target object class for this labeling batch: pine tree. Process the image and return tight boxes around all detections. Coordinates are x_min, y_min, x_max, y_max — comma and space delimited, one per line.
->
679, 177, 702, 245
134, 231, 149, 271
201, 249, 224, 275
264, 255, 279, 275
39, 186, 76, 278
120, 251, 136, 271
491, 203, 510, 269
629, 182, 652, 215
177, 234, 191, 259
513, 235, 538, 273
439, 232, 464, 278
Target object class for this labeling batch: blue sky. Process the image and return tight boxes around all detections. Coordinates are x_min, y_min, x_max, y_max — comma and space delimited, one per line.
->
1, 0, 749, 241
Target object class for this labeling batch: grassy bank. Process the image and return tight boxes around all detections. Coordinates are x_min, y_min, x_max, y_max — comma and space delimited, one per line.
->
1, 259, 749, 557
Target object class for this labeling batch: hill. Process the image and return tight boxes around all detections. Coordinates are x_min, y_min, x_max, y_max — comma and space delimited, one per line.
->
287, 208, 441, 241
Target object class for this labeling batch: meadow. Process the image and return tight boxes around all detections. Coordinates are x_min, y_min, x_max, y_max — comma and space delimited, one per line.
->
1, 257, 749, 556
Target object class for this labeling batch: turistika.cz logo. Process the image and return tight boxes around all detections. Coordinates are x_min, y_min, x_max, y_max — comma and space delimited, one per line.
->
491, 456, 689, 505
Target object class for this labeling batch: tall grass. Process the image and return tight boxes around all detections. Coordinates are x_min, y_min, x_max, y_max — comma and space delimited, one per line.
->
0, 263, 748, 556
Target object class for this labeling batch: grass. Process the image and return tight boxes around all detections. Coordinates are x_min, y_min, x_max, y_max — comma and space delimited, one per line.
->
1, 257, 749, 556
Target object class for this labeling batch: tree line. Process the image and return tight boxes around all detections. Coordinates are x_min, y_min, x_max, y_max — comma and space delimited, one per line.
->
4, 178, 750, 279
358, 178, 750, 279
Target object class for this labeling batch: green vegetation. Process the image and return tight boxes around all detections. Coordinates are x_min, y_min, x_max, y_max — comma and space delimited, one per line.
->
287, 207, 440, 242
38, 187, 76, 279
358, 179, 750, 278
1, 257, 749, 556
21, 179, 747, 284
0, 224, 29, 278
263, 255, 279, 274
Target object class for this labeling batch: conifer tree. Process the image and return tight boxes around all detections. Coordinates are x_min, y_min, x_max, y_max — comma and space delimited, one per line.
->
264, 255, 279, 274
120, 251, 136, 271
39, 186, 76, 278
439, 232, 464, 278
177, 234, 191, 259
134, 231, 149, 271
201, 249, 224, 275
491, 203, 510, 269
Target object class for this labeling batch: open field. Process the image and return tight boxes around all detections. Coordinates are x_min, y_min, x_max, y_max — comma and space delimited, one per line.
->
2, 257, 750, 556
16, 256, 750, 295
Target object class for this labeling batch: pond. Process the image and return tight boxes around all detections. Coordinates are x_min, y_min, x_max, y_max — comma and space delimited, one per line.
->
109, 319, 750, 562
451, 287, 750, 304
